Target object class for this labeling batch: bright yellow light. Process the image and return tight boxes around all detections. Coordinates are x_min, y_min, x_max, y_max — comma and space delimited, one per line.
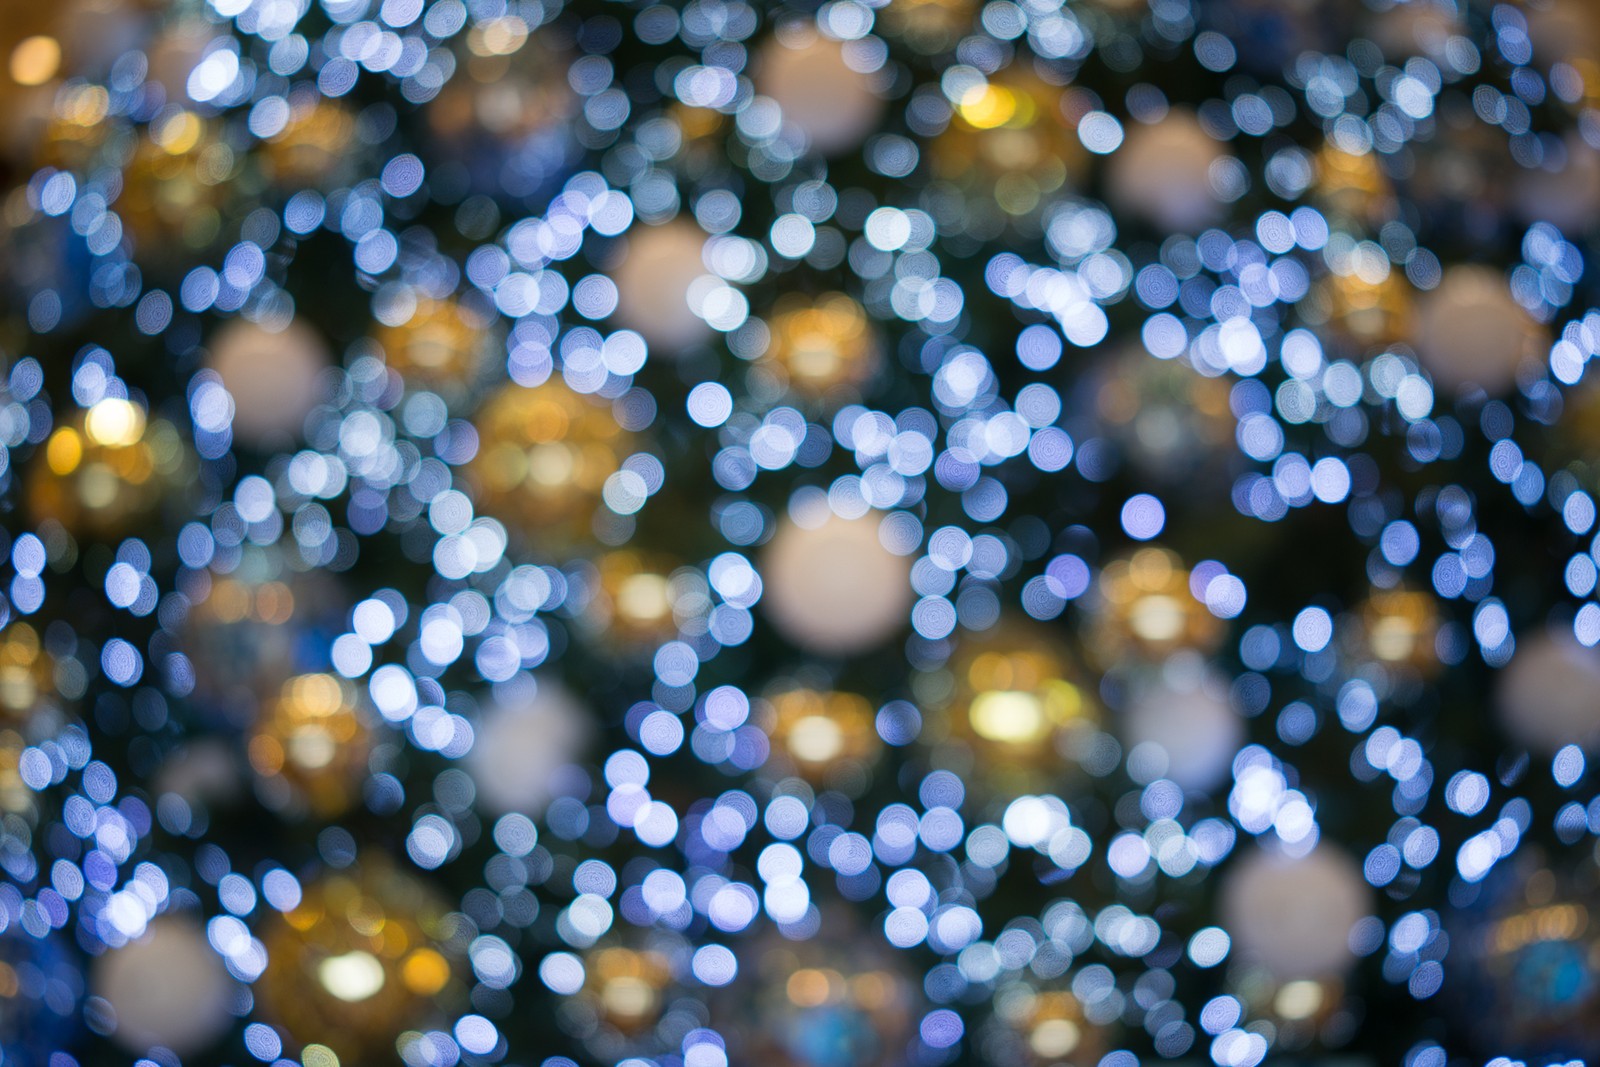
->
1129, 594, 1185, 643
318, 950, 386, 1002
287, 729, 337, 771
787, 714, 845, 763
84, 399, 145, 447
153, 111, 203, 155
786, 967, 838, 1007
474, 15, 530, 55
46, 428, 83, 475
10, 37, 61, 87
969, 690, 1049, 744
289, 673, 345, 713
601, 975, 657, 1019
617, 573, 671, 624
1029, 1018, 1081, 1058
401, 948, 450, 995
1273, 979, 1324, 1020
957, 84, 1017, 129
1369, 615, 1417, 661
528, 442, 577, 486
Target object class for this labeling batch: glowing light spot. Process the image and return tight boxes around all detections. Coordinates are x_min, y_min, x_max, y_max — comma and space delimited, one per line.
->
318, 950, 386, 1002
9, 36, 60, 86
85, 399, 146, 447
958, 84, 1018, 129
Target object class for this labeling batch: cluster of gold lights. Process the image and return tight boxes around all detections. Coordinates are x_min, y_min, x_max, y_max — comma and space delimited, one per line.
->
431, 18, 574, 144
196, 576, 299, 629
762, 293, 881, 399
767, 688, 880, 776
374, 296, 493, 391
248, 673, 370, 816
258, 858, 457, 1061
781, 964, 901, 1016
937, 68, 1085, 216
0, 622, 53, 721
590, 551, 681, 645
263, 101, 356, 187
1093, 547, 1224, 663
584, 945, 673, 1034
1360, 587, 1440, 673
120, 108, 236, 251
0, 623, 52, 815
466, 379, 632, 542
995, 986, 1098, 1063
33, 398, 188, 538
955, 633, 1091, 750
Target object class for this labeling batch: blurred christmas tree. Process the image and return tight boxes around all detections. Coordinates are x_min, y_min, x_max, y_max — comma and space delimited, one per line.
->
4, 0, 1600, 1066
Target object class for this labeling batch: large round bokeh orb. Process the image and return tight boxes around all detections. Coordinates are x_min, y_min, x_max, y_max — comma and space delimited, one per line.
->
1220, 845, 1372, 981
1497, 632, 1600, 753
761, 513, 911, 656
92, 918, 235, 1057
